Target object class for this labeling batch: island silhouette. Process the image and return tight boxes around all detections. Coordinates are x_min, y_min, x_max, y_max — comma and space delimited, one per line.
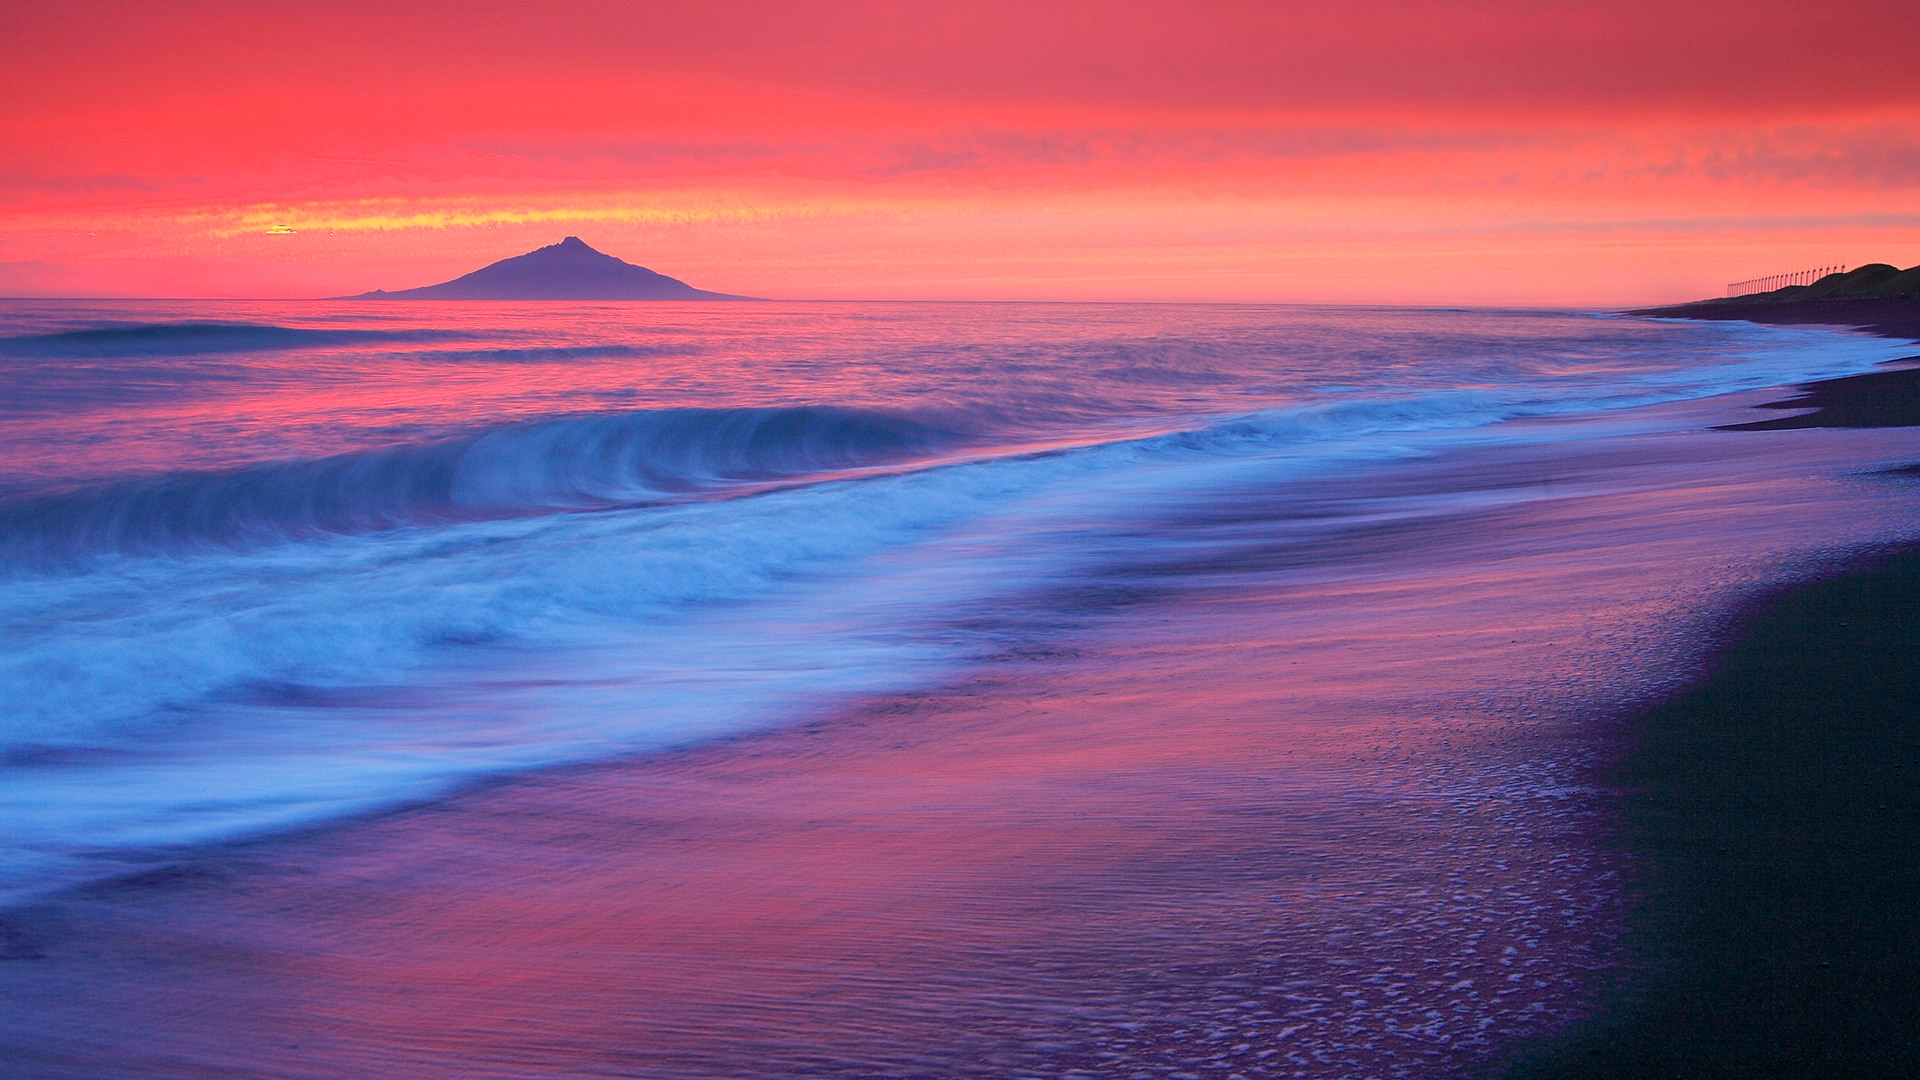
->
350, 237, 755, 300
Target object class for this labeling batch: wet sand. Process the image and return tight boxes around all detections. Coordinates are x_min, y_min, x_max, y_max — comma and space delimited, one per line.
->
1498, 320, 1920, 1076
0, 479, 1643, 1078
1718, 362, 1920, 431
7, 394, 1920, 1078
1499, 545, 1920, 1078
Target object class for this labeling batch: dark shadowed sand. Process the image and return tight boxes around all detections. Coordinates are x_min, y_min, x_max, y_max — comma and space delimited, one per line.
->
1498, 316, 1920, 1077
6, 389, 1919, 1078
1497, 544, 1920, 1078
4, 309, 1919, 1077
1718, 361, 1920, 432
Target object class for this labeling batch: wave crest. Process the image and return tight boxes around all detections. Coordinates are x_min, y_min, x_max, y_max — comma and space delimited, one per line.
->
0, 406, 951, 561
0, 322, 465, 357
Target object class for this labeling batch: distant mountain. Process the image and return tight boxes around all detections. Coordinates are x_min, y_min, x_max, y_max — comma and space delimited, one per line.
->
350, 237, 755, 300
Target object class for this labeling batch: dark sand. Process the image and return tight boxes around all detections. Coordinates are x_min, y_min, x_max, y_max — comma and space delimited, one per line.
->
4, 308, 1916, 1077
1718, 361, 1920, 431
1499, 311, 1920, 1076
1498, 544, 1920, 1078
33, 405, 1920, 1078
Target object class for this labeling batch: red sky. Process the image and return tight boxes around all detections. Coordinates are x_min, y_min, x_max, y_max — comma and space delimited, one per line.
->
3, 0, 1917, 304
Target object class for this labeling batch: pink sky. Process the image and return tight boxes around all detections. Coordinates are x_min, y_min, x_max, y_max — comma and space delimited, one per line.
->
3, 0, 1917, 304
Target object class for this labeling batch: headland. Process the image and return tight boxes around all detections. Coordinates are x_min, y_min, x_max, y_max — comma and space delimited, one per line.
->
1631, 261, 1920, 339
1503, 267, 1920, 1077
1642, 261, 1920, 438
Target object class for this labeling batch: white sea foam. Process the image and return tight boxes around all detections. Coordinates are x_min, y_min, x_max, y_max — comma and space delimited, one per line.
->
0, 302, 1910, 903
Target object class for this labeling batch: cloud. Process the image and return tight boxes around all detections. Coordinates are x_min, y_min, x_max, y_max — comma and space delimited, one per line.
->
3, 0, 1916, 300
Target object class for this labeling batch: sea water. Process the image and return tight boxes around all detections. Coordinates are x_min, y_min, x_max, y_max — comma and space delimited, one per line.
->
2, 300, 1916, 1077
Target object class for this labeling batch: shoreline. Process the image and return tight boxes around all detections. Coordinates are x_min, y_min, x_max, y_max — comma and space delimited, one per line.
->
1496, 308, 1920, 1076
4, 308, 1919, 1076
1497, 541, 1920, 1078
1632, 296, 1920, 341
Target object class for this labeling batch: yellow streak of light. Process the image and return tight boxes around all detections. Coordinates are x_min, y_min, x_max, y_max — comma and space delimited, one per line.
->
193, 194, 910, 237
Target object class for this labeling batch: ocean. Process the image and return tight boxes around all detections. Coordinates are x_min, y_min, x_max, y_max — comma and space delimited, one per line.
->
3, 299, 1916, 1077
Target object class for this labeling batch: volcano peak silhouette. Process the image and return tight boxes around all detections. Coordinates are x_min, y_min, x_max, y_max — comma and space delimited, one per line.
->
351, 238, 754, 300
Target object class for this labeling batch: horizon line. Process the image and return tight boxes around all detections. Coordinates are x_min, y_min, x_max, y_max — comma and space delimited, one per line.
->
0, 294, 1655, 311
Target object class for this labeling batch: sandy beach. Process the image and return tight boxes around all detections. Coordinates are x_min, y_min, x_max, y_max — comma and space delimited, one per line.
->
7, 2, 1919, 1074
1503, 307, 1920, 1076
1503, 543, 1920, 1077
3, 302, 1917, 1078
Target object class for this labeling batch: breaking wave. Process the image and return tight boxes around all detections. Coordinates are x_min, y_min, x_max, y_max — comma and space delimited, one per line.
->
0, 322, 467, 356
0, 406, 954, 561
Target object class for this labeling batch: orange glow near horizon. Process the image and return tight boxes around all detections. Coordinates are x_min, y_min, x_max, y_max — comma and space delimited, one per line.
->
3, 0, 1917, 304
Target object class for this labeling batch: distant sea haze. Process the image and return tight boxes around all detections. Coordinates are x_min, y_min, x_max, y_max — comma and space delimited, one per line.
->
2, 298, 1917, 1078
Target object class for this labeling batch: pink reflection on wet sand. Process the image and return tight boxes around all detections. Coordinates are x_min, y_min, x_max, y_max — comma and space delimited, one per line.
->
9, 400, 1916, 1078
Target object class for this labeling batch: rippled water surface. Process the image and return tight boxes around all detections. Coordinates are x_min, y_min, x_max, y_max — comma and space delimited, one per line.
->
3, 300, 1916, 1077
